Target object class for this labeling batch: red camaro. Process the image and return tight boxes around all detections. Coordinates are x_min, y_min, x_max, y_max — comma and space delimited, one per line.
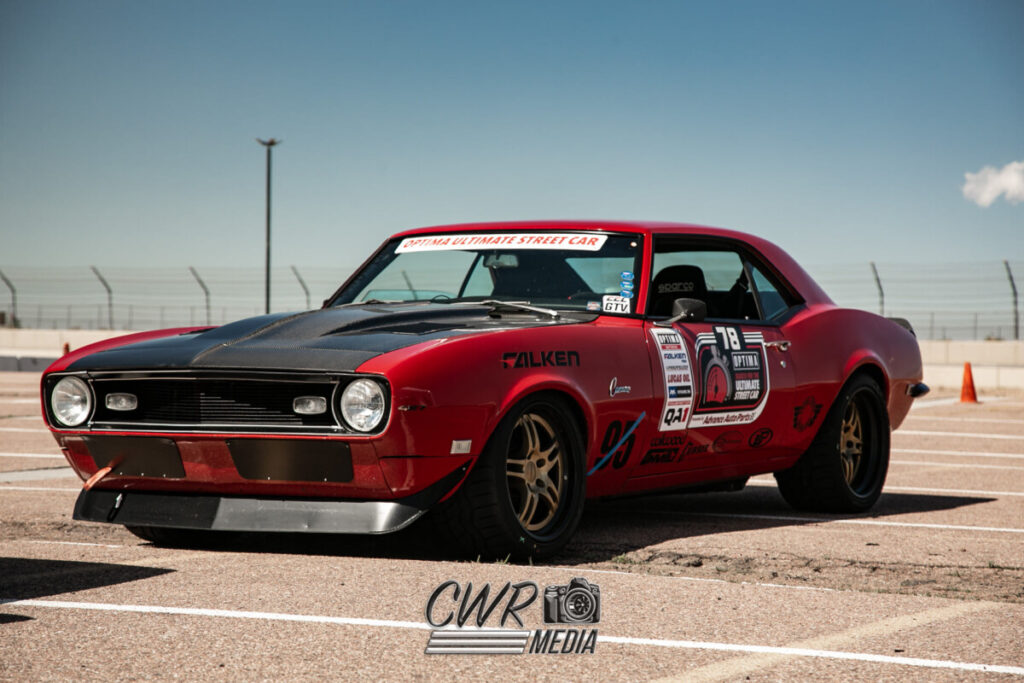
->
42, 221, 927, 559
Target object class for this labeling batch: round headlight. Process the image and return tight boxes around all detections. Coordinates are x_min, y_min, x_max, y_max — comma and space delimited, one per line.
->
51, 376, 92, 427
339, 379, 385, 432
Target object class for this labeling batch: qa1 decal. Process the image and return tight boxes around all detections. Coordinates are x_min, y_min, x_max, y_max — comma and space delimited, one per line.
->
649, 328, 694, 432
689, 326, 770, 428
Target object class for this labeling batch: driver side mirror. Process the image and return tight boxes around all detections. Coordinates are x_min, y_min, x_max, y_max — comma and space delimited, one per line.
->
671, 298, 706, 322
655, 297, 706, 327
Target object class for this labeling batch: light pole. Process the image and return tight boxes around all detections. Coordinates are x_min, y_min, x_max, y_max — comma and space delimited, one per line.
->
257, 138, 280, 314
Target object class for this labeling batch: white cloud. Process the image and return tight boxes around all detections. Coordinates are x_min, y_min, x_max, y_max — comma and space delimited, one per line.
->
962, 160, 1024, 207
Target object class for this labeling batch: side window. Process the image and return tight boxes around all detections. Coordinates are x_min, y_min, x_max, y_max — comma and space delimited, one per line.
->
750, 264, 789, 320
648, 240, 797, 322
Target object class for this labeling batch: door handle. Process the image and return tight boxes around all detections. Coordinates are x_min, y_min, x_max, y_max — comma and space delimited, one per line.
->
765, 340, 791, 352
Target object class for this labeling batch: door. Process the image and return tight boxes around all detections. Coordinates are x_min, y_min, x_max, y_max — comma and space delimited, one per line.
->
624, 239, 803, 492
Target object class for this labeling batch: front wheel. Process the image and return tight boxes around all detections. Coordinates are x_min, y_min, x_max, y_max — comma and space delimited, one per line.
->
774, 375, 890, 512
431, 394, 586, 560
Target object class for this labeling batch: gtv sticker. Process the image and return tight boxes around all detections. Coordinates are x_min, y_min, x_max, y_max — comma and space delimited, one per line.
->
689, 326, 770, 429
649, 328, 694, 432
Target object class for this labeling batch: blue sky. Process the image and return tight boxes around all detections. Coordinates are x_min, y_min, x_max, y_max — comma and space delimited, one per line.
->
1, 0, 1021, 270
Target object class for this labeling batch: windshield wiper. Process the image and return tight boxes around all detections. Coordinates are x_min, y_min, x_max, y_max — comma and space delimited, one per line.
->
478, 299, 560, 320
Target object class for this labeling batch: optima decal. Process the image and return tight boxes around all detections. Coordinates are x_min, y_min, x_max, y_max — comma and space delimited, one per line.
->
396, 233, 608, 253
689, 326, 770, 429
502, 351, 581, 369
649, 328, 694, 432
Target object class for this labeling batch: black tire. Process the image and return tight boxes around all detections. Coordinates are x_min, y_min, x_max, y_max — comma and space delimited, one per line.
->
431, 394, 586, 561
774, 374, 890, 513
124, 525, 237, 548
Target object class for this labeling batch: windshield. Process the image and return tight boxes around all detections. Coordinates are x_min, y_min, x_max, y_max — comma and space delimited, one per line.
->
331, 232, 644, 314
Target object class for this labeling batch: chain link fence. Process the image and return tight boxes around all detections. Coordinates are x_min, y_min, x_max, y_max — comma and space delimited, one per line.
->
0, 261, 1019, 340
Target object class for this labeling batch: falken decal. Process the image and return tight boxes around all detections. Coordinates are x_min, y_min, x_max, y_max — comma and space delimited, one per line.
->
688, 326, 771, 429
649, 328, 694, 432
502, 350, 581, 369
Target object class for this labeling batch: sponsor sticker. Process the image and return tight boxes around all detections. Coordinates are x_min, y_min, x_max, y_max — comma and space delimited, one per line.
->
688, 326, 771, 429
619, 290, 634, 299
601, 295, 631, 314
649, 328, 694, 432
396, 233, 608, 253
620, 271, 634, 281
586, 301, 601, 311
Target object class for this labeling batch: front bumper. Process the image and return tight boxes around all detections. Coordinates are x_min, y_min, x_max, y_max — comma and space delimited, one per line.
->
74, 460, 469, 535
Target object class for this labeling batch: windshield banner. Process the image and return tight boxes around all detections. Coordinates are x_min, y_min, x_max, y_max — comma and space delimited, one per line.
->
396, 233, 608, 253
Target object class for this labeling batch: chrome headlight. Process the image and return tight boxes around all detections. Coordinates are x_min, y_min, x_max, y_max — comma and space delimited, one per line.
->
339, 379, 386, 432
51, 376, 93, 427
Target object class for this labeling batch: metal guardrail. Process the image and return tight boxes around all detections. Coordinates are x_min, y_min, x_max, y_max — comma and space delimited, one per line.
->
0, 261, 1020, 340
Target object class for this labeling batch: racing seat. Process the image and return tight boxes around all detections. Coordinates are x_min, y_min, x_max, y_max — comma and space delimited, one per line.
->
649, 265, 709, 317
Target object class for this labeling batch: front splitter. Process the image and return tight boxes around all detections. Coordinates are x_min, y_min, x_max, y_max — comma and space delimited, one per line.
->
73, 460, 470, 535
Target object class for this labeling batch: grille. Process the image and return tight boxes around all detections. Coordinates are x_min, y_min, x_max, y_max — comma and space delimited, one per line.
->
90, 377, 339, 431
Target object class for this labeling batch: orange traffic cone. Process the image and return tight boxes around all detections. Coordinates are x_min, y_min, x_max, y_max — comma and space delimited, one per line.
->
960, 362, 978, 403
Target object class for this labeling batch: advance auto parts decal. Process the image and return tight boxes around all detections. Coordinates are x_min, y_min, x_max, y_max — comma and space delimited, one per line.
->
689, 326, 770, 428
649, 328, 694, 432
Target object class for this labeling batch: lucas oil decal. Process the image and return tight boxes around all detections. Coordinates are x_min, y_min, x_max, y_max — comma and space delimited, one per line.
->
649, 328, 694, 431
689, 326, 770, 428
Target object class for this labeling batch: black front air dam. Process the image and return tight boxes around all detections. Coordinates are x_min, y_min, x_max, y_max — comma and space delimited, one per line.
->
73, 461, 469, 535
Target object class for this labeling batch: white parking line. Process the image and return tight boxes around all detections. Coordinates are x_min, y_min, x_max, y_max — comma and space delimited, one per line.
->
0, 427, 49, 433
669, 511, 1024, 534
0, 452, 64, 459
26, 540, 123, 549
906, 415, 1024, 426
0, 485, 77, 492
747, 479, 1024, 498
0, 399, 39, 404
890, 460, 1024, 471
893, 448, 1024, 460
2, 599, 1020, 676
897, 430, 1024, 441
0, 467, 75, 482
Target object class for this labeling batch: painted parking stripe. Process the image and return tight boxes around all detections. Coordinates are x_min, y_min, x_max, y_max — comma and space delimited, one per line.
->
747, 479, 1024, 498
0, 399, 39, 404
906, 415, 1024, 426
2, 599, 1021, 676
0, 452, 65, 459
668, 511, 1024, 534
27, 540, 123, 549
0, 485, 78, 492
890, 460, 1024, 471
896, 429, 1024, 441
893, 448, 1024, 460
0, 427, 49, 433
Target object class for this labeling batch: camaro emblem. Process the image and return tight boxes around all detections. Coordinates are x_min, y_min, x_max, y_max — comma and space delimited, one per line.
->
609, 378, 631, 397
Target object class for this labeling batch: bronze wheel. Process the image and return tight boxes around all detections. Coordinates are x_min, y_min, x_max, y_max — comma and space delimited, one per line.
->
840, 401, 863, 485
430, 393, 586, 560
506, 412, 566, 532
774, 374, 889, 513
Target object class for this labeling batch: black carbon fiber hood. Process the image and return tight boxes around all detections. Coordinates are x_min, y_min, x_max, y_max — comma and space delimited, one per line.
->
66, 303, 590, 373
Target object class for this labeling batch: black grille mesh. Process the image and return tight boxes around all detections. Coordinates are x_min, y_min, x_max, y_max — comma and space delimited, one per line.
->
91, 378, 337, 429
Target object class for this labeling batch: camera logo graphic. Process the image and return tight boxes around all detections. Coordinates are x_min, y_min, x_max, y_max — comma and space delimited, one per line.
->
543, 577, 601, 624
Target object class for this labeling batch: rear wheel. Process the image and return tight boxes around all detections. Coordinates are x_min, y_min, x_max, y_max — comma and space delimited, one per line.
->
431, 394, 586, 560
774, 375, 889, 512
